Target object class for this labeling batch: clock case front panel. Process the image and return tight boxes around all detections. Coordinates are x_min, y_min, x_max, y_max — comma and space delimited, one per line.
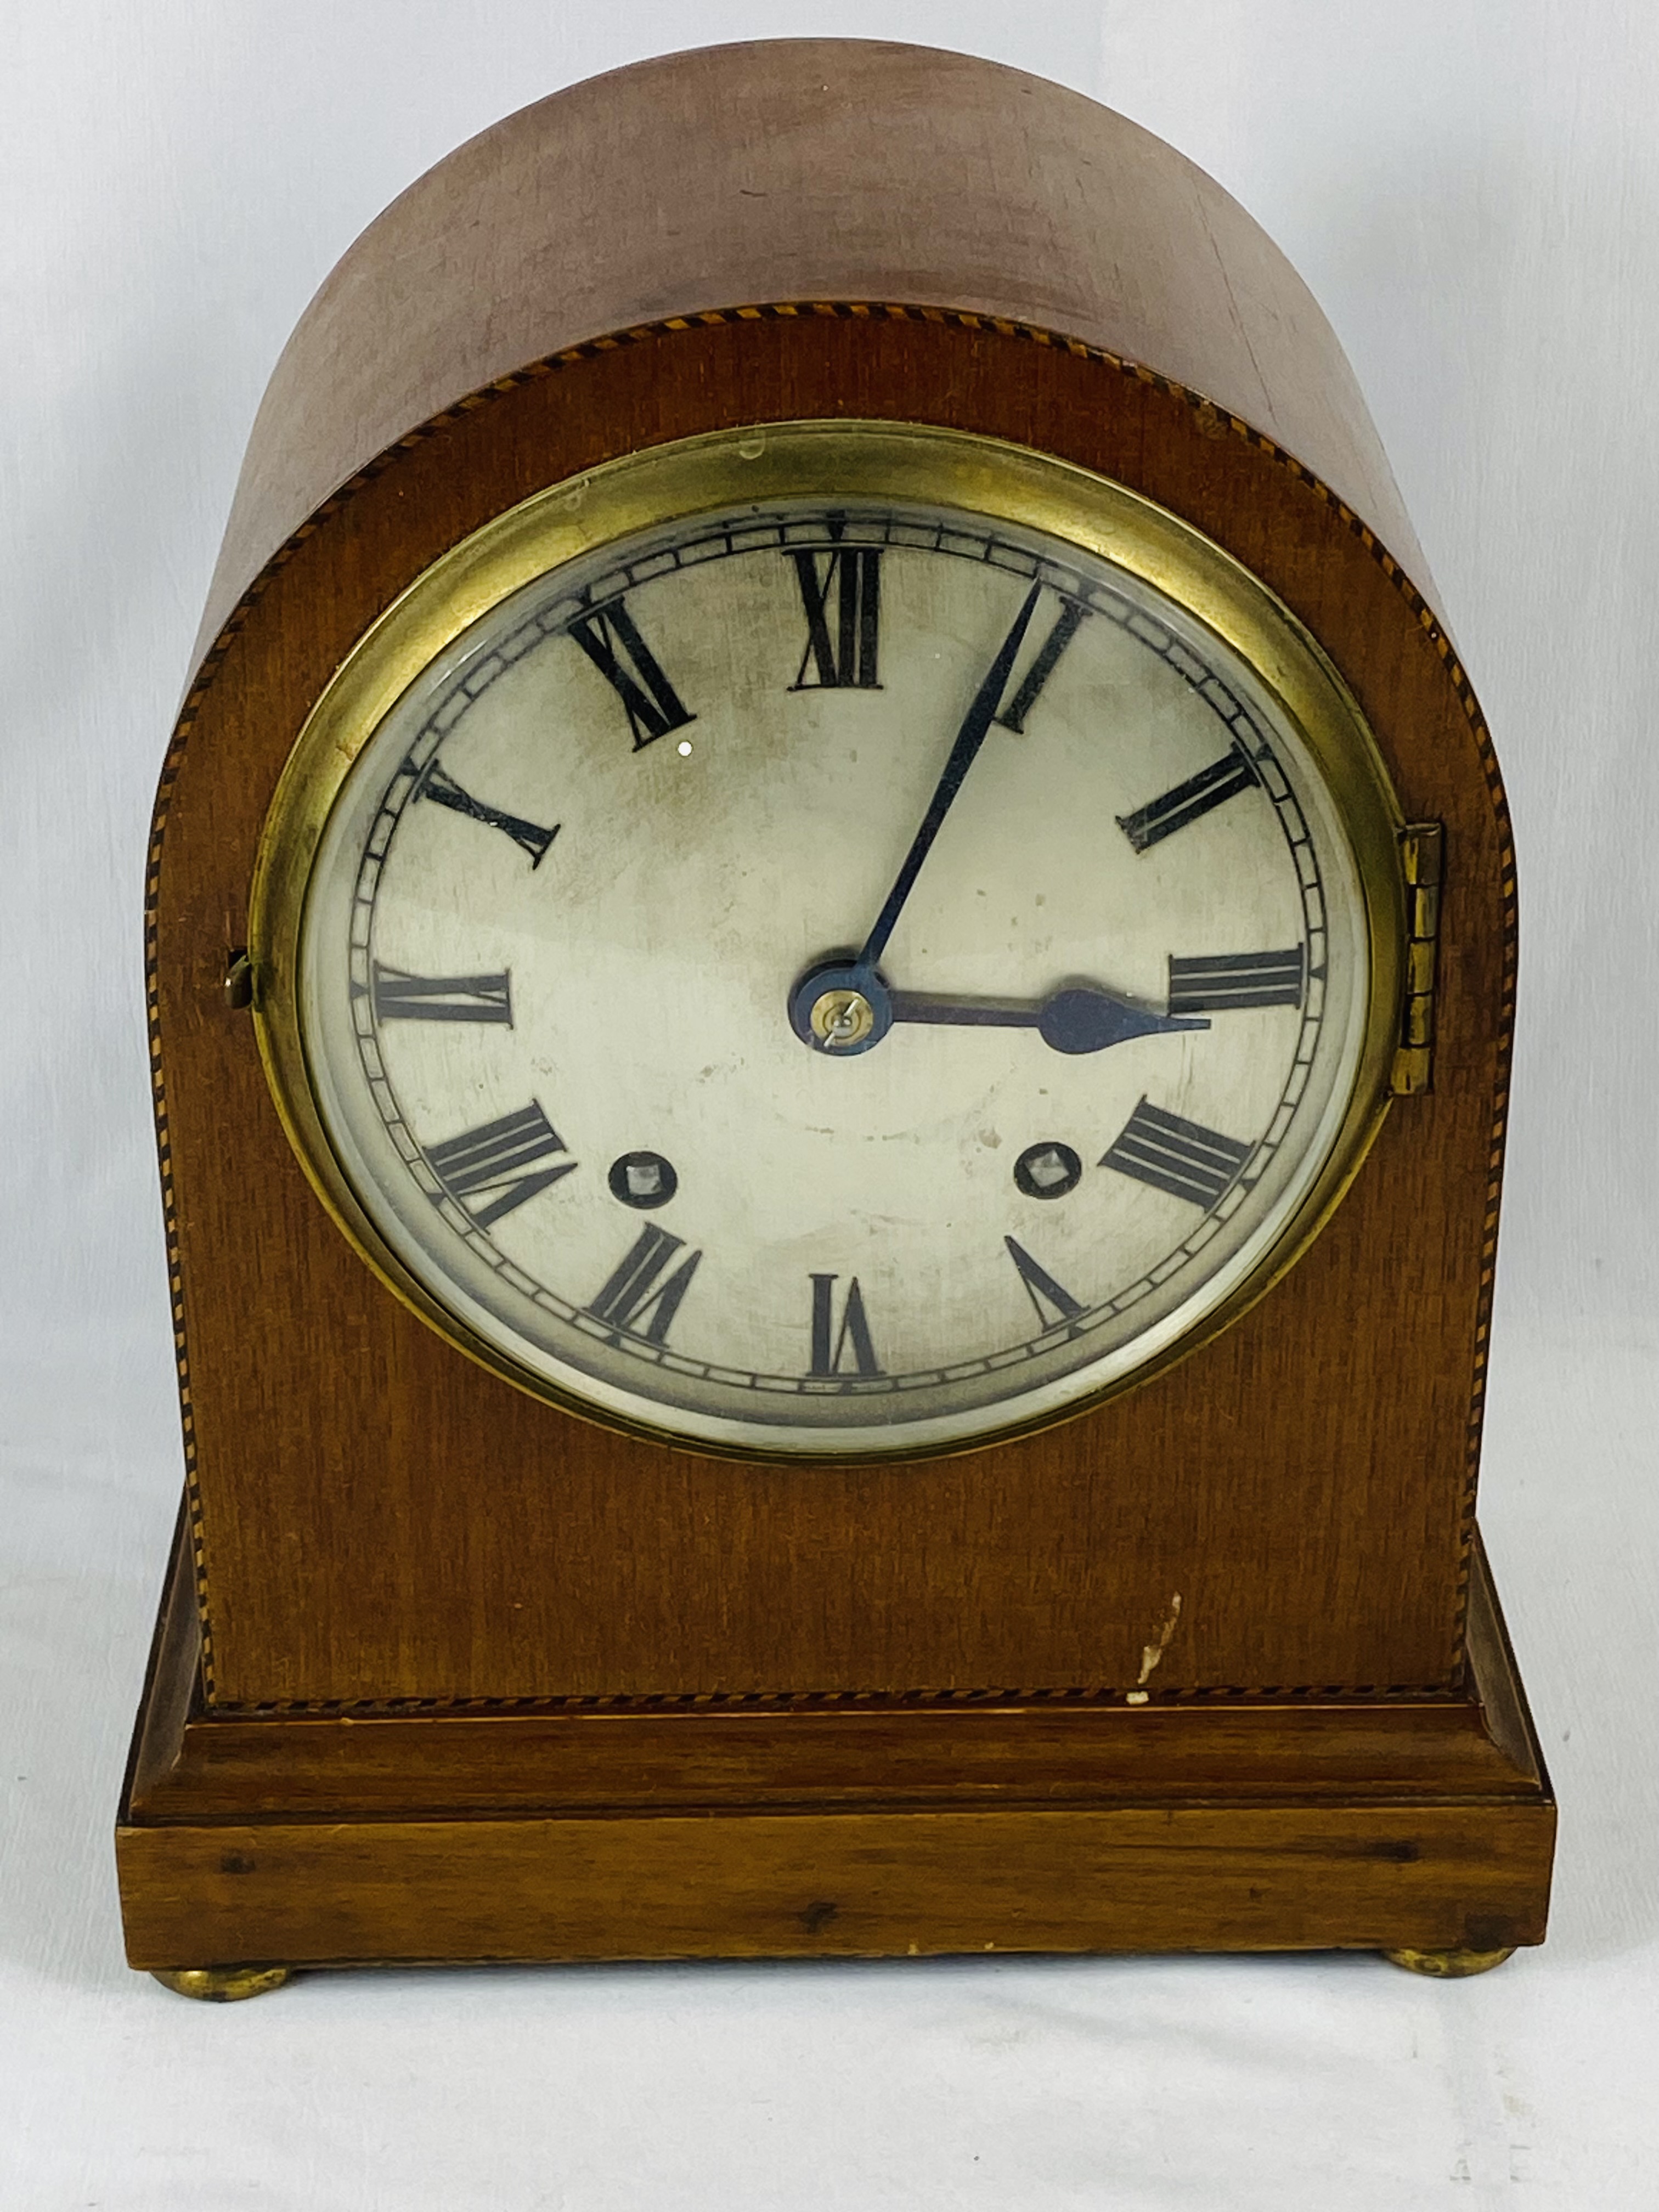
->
121, 44, 1551, 1974
148, 314, 1502, 1710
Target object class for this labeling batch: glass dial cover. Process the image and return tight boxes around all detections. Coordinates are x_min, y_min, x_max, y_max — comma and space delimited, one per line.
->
257, 425, 1403, 1459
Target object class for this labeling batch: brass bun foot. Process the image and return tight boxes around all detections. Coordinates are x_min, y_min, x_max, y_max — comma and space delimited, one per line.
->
150, 1965, 292, 2002
1383, 1945, 1517, 1979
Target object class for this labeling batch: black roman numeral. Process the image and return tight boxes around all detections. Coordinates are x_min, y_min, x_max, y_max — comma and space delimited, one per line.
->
1116, 746, 1259, 852
1099, 1099, 1252, 1209
425, 1103, 577, 1228
1167, 947, 1306, 1014
414, 759, 558, 867
568, 600, 695, 749
789, 532, 881, 690
1004, 1235, 1085, 1330
369, 964, 513, 1024
586, 1224, 702, 1344
993, 596, 1089, 732
807, 1273, 882, 1376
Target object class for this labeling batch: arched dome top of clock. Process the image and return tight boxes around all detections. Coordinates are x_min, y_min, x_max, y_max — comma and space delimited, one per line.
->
191, 38, 1436, 676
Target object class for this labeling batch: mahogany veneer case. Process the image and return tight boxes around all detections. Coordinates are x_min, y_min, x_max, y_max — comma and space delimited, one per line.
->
119, 40, 1552, 1992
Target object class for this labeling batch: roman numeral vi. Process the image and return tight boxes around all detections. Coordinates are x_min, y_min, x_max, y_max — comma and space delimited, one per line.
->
807, 1274, 882, 1376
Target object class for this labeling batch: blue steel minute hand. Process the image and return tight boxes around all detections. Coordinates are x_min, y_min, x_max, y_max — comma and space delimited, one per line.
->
852, 583, 1045, 975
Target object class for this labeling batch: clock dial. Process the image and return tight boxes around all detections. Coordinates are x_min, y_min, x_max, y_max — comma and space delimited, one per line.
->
278, 432, 1399, 1458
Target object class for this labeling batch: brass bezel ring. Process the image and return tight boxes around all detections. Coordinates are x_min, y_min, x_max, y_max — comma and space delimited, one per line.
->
250, 419, 1408, 1463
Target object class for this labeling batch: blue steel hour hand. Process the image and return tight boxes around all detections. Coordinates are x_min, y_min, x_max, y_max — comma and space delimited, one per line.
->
888, 984, 1209, 1056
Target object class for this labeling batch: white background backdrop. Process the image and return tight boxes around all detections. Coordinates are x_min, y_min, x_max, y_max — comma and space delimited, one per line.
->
3, 3, 1656, 2205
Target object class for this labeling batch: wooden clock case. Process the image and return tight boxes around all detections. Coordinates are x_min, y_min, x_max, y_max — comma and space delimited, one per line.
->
118, 41, 1553, 1980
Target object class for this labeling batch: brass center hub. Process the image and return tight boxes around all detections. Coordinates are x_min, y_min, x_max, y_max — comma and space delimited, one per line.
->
809, 987, 876, 1051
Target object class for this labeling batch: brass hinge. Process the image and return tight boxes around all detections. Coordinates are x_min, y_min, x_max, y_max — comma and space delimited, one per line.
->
1391, 822, 1443, 1094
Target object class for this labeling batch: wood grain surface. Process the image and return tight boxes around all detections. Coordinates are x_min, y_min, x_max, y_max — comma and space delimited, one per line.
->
119, 1515, 1552, 1969
126, 38, 1545, 1972
125, 1519, 1547, 1821
191, 40, 1438, 672
118, 1802, 1554, 1972
153, 308, 1510, 1708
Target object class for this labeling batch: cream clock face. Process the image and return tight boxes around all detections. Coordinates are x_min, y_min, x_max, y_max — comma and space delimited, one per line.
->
272, 427, 1400, 1459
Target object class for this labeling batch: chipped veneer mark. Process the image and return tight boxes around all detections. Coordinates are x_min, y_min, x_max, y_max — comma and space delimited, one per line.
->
1125, 1593, 1183, 1705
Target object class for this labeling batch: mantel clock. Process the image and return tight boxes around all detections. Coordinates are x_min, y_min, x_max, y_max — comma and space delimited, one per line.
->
119, 41, 1553, 1996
